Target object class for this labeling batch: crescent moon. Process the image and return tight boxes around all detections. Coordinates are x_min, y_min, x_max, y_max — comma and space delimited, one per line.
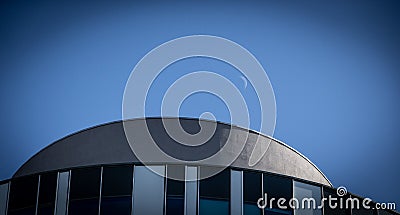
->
240, 75, 248, 88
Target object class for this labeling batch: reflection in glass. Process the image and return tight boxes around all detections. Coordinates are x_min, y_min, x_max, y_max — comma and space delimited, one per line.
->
293, 181, 322, 215
55, 171, 70, 215
264, 174, 293, 215
231, 170, 243, 215
100, 165, 133, 215
243, 171, 262, 215
185, 166, 198, 215
166, 165, 185, 215
68, 167, 101, 215
199, 167, 230, 215
8, 175, 38, 215
132, 166, 165, 215
37, 173, 57, 215
0, 182, 9, 215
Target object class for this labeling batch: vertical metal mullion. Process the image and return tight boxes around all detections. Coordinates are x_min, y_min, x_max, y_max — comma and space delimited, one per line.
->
195, 166, 200, 215
6, 182, 10, 215
321, 186, 325, 215
184, 166, 187, 215
53, 172, 60, 215
98, 167, 103, 215
66, 170, 71, 215
164, 165, 168, 215
229, 170, 232, 215
35, 175, 41, 215
261, 173, 264, 215
349, 195, 353, 215
240, 171, 243, 215
131, 165, 135, 215
292, 179, 295, 215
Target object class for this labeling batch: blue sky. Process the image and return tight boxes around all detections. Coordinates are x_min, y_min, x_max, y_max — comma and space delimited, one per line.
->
1, 0, 399, 208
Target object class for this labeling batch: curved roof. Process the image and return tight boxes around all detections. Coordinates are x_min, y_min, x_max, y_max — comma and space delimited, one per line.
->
14, 117, 332, 186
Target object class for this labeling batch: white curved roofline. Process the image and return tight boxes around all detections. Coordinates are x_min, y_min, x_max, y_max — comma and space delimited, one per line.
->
13, 117, 332, 187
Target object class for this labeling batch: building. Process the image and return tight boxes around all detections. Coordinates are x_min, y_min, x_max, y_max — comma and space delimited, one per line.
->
0, 118, 397, 215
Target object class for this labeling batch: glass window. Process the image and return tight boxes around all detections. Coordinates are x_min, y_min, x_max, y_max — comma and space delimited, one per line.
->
185, 166, 198, 215
293, 181, 322, 215
55, 171, 70, 215
8, 175, 38, 215
322, 187, 350, 215
68, 167, 101, 215
100, 165, 133, 215
264, 174, 293, 215
37, 172, 57, 215
243, 171, 262, 215
0, 182, 9, 215
166, 165, 185, 215
199, 167, 230, 215
132, 166, 165, 215
231, 170, 243, 215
